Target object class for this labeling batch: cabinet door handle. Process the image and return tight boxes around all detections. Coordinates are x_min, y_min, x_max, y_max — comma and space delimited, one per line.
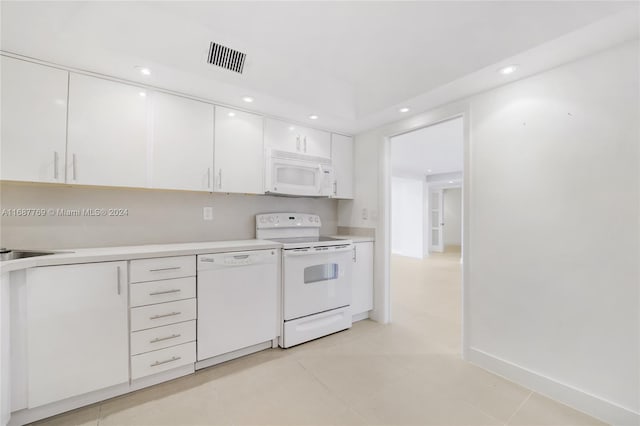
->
116, 266, 121, 295
303, 137, 307, 152
149, 289, 181, 296
334, 181, 337, 196
149, 266, 181, 272
72, 154, 77, 181
296, 135, 301, 151
207, 167, 211, 189
150, 312, 181, 320
218, 169, 222, 189
150, 334, 181, 344
53, 151, 59, 180
353, 246, 357, 262
150, 356, 181, 367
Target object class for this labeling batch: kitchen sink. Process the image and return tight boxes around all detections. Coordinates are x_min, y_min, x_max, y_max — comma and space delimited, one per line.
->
0, 249, 64, 261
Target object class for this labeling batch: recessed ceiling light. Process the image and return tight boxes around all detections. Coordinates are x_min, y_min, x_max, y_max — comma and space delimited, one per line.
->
448, 180, 454, 184
399, 107, 410, 113
498, 65, 518, 75
228, 112, 235, 117
138, 91, 146, 97
242, 96, 254, 103
288, 126, 295, 131
136, 66, 151, 76
309, 115, 319, 120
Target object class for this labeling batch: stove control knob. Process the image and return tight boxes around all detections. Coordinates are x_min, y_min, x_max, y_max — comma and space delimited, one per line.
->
268, 217, 274, 223
260, 217, 266, 223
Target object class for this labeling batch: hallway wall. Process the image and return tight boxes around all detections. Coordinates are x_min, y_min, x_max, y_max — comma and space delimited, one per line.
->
338, 40, 640, 424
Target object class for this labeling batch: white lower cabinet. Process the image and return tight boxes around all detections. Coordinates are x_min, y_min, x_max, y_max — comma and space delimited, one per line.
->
351, 241, 374, 316
128, 256, 197, 381
131, 342, 196, 380
25, 262, 129, 408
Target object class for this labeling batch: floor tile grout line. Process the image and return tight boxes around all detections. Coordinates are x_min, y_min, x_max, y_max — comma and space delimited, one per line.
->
505, 390, 533, 425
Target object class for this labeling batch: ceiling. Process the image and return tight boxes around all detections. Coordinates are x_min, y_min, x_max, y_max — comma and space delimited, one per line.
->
1, 1, 638, 134
392, 117, 463, 177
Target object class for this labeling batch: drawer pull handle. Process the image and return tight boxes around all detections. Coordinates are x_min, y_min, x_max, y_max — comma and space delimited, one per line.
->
150, 312, 181, 320
150, 334, 181, 343
149, 289, 181, 296
150, 356, 181, 367
149, 267, 182, 272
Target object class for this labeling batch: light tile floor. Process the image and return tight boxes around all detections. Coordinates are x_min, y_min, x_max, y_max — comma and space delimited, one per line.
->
33, 249, 606, 426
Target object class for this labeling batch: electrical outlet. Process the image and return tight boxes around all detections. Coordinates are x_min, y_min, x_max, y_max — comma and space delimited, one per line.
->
362, 208, 368, 220
203, 207, 213, 221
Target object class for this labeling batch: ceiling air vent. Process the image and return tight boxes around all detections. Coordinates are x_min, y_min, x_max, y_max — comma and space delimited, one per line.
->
207, 42, 246, 74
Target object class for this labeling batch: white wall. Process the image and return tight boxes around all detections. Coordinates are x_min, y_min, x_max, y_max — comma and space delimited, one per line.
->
391, 177, 424, 258
338, 40, 639, 424
443, 188, 462, 246
0, 183, 338, 249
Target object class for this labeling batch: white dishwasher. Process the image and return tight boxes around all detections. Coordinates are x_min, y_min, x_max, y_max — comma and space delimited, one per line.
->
197, 249, 279, 362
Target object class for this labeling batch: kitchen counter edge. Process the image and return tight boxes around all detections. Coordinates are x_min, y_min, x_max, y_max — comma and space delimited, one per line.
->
0, 240, 282, 274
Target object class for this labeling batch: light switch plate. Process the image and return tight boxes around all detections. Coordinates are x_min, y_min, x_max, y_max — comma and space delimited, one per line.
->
361, 208, 368, 220
203, 207, 213, 221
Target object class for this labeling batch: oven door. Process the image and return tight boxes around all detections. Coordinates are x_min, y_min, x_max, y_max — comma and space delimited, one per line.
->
282, 245, 353, 321
266, 154, 333, 197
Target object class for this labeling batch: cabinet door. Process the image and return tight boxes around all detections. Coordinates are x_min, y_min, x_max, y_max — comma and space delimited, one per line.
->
301, 127, 331, 158
331, 134, 354, 199
264, 118, 301, 154
1, 56, 68, 183
67, 74, 148, 188
26, 262, 129, 408
151, 92, 214, 191
352, 242, 374, 315
214, 106, 264, 194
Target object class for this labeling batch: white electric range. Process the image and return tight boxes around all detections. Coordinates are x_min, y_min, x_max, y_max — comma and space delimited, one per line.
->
256, 213, 354, 348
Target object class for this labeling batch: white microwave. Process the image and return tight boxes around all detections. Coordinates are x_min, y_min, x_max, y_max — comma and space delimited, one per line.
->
265, 150, 334, 197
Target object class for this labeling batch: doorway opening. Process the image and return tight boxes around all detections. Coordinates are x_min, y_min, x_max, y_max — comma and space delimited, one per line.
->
389, 116, 464, 354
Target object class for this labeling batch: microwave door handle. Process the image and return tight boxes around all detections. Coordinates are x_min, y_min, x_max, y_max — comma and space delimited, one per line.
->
317, 164, 324, 194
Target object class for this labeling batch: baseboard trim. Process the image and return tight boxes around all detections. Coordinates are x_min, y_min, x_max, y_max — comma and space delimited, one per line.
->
467, 347, 639, 426
195, 341, 272, 370
352, 311, 370, 322
9, 365, 194, 426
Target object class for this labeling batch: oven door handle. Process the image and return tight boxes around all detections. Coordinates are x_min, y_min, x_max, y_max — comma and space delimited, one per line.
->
283, 245, 353, 257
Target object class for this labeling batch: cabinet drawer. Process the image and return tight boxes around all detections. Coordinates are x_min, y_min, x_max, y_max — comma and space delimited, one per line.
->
129, 256, 195, 283
130, 277, 195, 307
131, 341, 195, 380
130, 299, 196, 331
131, 320, 196, 355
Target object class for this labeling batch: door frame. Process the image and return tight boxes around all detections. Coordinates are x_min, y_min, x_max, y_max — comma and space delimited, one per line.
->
381, 104, 471, 358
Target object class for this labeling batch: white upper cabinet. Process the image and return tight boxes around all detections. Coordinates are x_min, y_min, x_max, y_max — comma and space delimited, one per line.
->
151, 92, 214, 191
331, 133, 354, 199
1, 56, 68, 183
67, 74, 148, 188
214, 106, 264, 194
264, 118, 330, 158
26, 262, 129, 408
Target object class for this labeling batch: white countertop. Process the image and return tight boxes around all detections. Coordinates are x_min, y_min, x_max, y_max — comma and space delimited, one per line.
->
331, 235, 375, 243
0, 239, 282, 274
